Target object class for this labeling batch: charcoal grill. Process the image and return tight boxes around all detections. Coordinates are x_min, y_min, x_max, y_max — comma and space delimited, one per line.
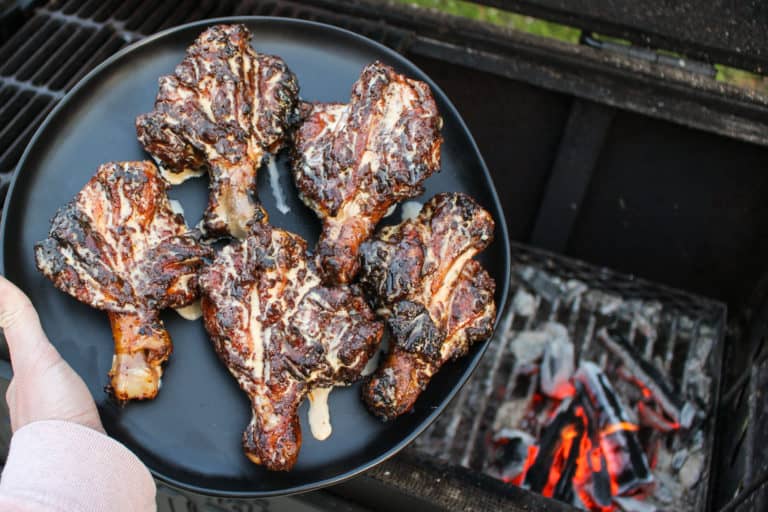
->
0, 1, 767, 511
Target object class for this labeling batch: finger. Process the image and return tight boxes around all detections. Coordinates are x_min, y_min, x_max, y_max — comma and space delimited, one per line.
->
0, 276, 59, 375
5, 378, 16, 431
5, 378, 14, 409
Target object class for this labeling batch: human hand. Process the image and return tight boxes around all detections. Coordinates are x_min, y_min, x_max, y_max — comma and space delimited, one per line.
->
0, 275, 104, 433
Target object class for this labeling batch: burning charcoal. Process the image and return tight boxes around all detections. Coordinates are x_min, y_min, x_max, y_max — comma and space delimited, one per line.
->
597, 328, 686, 425
679, 401, 696, 429
614, 496, 657, 512
487, 429, 536, 482
671, 449, 688, 471
574, 389, 620, 510
511, 288, 536, 316
516, 265, 565, 303
524, 392, 613, 510
575, 362, 653, 497
523, 397, 582, 496
493, 398, 531, 433
510, 330, 549, 367
678, 451, 704, 489
540, 324, 575, 399
637, 401, 678, 433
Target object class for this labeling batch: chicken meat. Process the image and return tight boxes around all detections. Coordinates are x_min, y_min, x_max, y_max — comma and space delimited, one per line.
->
200, 222, 383, 470
34, 161, 213, 401
136, 24, 299, 238
292, 61, 443, 284
358, 192, 496, 420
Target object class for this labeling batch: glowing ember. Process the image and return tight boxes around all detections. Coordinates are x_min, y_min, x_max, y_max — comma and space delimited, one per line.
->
601, 422, 639, 437
497, 361, 665, 511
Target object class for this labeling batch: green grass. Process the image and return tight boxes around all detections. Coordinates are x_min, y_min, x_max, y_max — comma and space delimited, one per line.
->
391, 0, 580, 44
395, 0, 768, 95
716, 64, 768, 94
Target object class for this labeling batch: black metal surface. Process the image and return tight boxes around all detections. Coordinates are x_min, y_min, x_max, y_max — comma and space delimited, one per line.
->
333, 450, 578, 512
338, 0, 768, 147
713, 273, 768, 511
565, 110, 768, 312
0, 16, 511, 497
530, 99, 614, 252
478, 0, 768, 74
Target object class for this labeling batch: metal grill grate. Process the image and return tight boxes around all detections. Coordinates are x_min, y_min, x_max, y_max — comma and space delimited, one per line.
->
0, 0, 417, 185
412, 242, 726, 510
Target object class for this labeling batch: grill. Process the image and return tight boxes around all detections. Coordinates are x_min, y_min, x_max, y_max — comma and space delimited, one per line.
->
412, 244, 725, 511
1, 1, 768, 511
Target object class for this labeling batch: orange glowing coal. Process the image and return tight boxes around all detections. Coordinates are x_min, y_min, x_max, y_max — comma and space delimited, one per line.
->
510, 386, 653, 509
600, 422, 639, 437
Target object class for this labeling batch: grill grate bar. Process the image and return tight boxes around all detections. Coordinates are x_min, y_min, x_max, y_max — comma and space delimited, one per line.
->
0, 15, 48, 65
37, 7, 141, 43
0, 76, 63, 100
0, 89, 34, 128
15, 23, 77, 82
60, 0, 82, 15
92, 0, 123, 23
156, 0, 200, 31
0, 17, 62, 77
57, 29, 124, 91
29, 26, 93, 86
36, 6, 113, 33
460, 326, 512, 468
76, 0, 104, 18
124, 0, 164, 32
0, 96, 56, 175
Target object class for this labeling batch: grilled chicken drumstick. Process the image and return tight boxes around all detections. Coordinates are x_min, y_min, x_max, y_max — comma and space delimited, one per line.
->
34, 161, 212, 401
292, 61, 443, 284
137, 24, 299, 238
359, 193, 496, 420
200, 222, 383, 470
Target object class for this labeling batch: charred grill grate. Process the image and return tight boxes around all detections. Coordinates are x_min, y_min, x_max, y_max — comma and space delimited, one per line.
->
412, 242, 725, 510
0, 0, 417, 186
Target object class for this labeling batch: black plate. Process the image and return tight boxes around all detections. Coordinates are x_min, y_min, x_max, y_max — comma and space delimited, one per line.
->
0, 17, 510, 497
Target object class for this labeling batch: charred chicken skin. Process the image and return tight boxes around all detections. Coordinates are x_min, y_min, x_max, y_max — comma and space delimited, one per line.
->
34, 161, 212, 401
292, 61, 443, 285
136, 24, 299, 239
200, 222, 383, 470
359, 193, 496, 420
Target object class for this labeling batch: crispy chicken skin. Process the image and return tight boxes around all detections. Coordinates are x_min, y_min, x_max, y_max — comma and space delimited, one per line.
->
136, 24, 299, 238
200, 222, 383, 470
292, 61, 443, 285
34, 161, 212, 401
359, 193, 496, 420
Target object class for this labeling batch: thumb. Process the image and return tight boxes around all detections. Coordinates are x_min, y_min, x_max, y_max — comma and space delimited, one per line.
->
0, 275, 60, 376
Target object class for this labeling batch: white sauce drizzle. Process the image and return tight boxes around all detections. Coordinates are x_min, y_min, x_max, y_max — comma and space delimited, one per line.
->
175, 299, 202, 321
307, 386, 333, 440
400, 200, 423, 221
168, 199, 186, 219
267, 156, 291, 214
248, 287, 265, 380
362, 347, 383, 377
156, 160, 205, 185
